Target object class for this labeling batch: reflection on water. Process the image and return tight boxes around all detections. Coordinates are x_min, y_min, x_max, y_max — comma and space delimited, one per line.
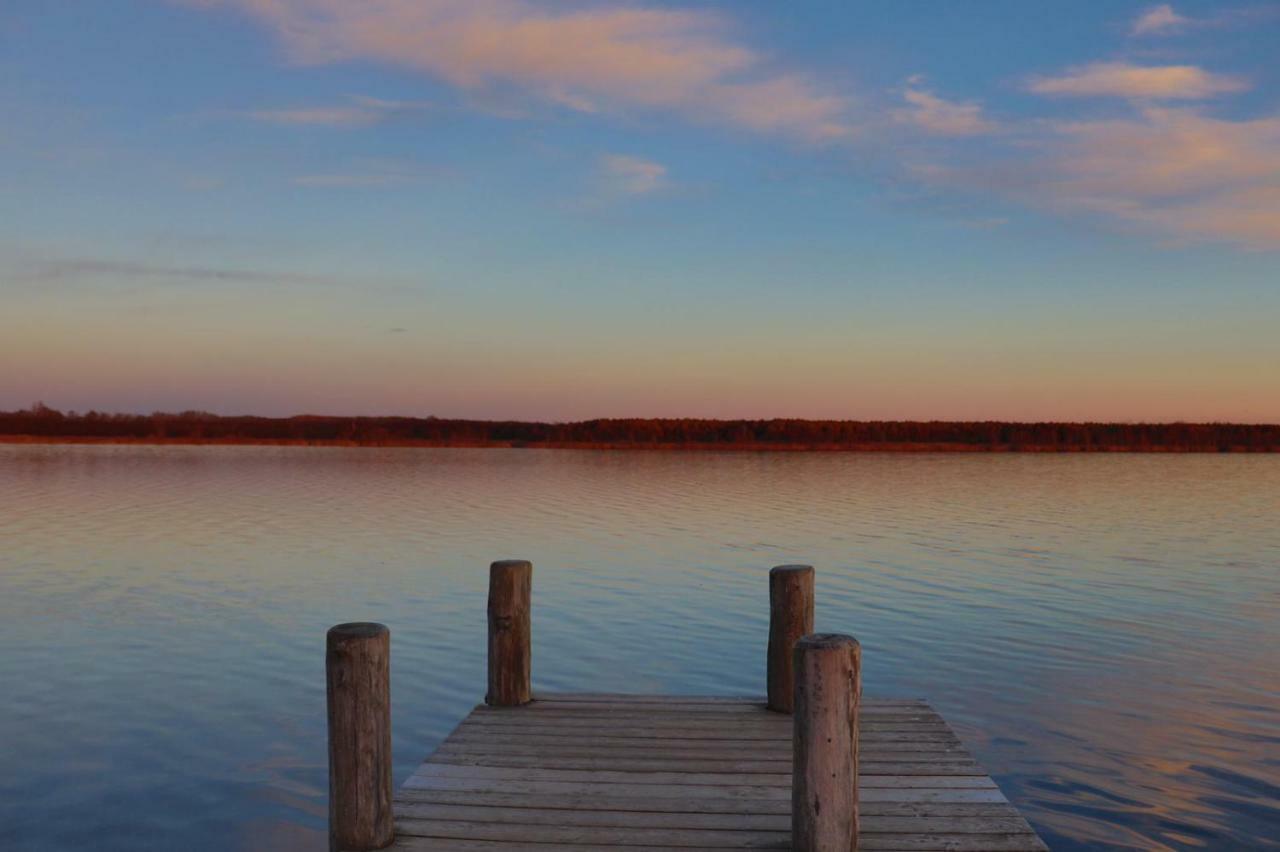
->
1, 446, 1277, 850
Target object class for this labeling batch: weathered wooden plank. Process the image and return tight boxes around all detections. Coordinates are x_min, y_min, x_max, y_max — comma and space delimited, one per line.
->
534, 693, 926, 707
394, 801, 1036, 835
402, 771, 794, 800
399, 777, 1008, 803
389, 831, 1045, 851
396, 820, 1045, 850
535, 693, 771, 704
469, 713, 941, 727
391, 839, 779, 852
415, 763, 996, 787
394, 789, 1025, 819
857, 836, 1048, 851
458, 717, 951, 732
437, 738, 967, 754
401, 777, 998, 803
433, 742, 973, 759
442, 728, 956, 746
395, 819, 792, 847
395, 802, 791, 831
477, 705, 939, 719
445, 726, 961, 744
426, 755, 984, 775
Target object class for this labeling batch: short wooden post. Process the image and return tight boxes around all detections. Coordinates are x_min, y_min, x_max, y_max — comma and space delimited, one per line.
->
767, 564, 815, 713
487, 559, 532, 706
326, 622, 393, 852
793, 633, 861, 852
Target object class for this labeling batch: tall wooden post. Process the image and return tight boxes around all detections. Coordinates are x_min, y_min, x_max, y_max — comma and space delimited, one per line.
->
487, 559, 532, 706
792, 633, 861, 852
327, 622, 393, 852
767, 564, 815, 713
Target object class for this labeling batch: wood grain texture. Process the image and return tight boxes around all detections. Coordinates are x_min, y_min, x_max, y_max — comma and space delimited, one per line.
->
486, 560, 531, 707
767, 565, 815, 714
393, 692, 1048, 851
327, 622, 393, 852
792, 634, 861, 851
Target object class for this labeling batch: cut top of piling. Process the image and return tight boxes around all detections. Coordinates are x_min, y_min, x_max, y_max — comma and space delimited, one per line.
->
327, 622, 389, 642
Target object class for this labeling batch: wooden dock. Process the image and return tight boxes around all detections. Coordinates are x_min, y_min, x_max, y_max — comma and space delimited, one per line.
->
326, 562, 1049, 851
392, 693, 1046, 851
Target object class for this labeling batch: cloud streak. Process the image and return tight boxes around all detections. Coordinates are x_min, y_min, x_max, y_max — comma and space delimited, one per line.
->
246, 95, 429, 127
199, 0, 854, 142
11, 256, 335, 287
1027, 62, 1248, 100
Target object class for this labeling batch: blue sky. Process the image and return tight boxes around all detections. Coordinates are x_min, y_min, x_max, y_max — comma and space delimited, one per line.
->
2, 1, 1278, 420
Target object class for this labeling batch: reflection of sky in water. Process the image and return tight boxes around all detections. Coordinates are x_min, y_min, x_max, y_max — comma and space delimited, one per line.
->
1, 446, 1276, 851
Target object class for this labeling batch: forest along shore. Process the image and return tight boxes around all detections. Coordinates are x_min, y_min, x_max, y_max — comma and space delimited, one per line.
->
3, 406, 1277, 452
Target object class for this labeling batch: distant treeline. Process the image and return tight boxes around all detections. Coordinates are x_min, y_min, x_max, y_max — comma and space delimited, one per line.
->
1, 404, 1277, 451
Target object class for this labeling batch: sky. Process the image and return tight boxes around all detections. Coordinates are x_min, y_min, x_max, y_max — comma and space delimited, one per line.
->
2, 1, 1278, 422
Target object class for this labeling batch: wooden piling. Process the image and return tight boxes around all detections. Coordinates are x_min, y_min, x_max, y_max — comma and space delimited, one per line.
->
487, 559, 532, 706
326, 622, 393, 852
767, 564, 815, 713
792, 633, 861, 852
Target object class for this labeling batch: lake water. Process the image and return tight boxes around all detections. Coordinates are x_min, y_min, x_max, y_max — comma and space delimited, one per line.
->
1, 445, 1277, 850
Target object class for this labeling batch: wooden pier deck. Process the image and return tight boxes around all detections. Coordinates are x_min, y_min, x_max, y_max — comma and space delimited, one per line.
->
390, 693, 1047, 851
325, 561, 1049, 851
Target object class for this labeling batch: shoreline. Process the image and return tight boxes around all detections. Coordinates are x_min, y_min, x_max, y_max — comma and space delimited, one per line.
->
1, 435, 1273, 452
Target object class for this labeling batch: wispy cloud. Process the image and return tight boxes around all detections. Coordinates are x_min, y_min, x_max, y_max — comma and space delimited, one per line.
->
10, 256, 333, 287
1027, 62, 1248, 100
1131, 4, 1190, 36
1046, 108, 1280, 199
183, 0, 1277, 250
246, 95, 429, 127
894, 81, 995, 136
1039, 107, 1280, 247
1126, 4, 1278, 37
598, 154, 668, 197
195, 0, 855, 142
915, 106, 1280, 249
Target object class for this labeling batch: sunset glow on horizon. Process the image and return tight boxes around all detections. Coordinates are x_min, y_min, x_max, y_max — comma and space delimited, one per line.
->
3, 1, 1279, 422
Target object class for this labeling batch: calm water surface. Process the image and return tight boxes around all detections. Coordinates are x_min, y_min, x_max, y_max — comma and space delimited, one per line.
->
1, 446, 1277, 850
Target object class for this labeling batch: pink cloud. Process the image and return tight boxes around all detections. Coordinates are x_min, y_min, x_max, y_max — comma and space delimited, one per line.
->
1043, 108, 1280, 246
1028, 62, 1248, 100
894, 84, 995, 136
918, 107, 1280, 248
598, 154, 668, 196
1120, 185, 1280, 247
1131, 4, 1190, 37
202, 0, 853, 142
1048, 108, 1280, 198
